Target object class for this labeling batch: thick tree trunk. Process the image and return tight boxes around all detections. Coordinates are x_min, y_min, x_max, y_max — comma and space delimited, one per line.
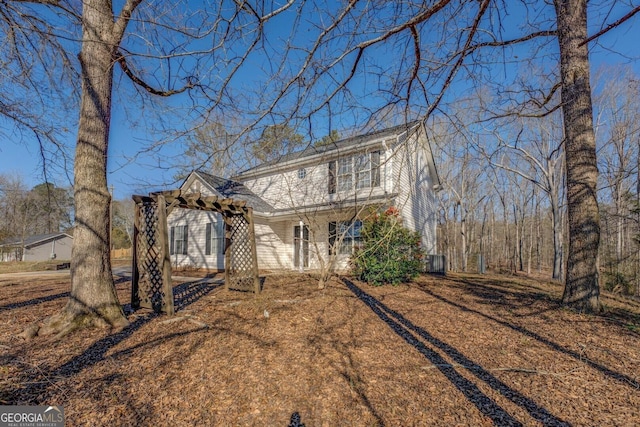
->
555, 0, 601, 312
38, 0, 128, 337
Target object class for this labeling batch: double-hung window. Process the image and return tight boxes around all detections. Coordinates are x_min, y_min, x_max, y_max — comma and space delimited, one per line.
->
328, 220, 363, 255
170, 225, 188, 255
337, 157, 353, 192
329, 151, 380, 194
205, 220, 225, 255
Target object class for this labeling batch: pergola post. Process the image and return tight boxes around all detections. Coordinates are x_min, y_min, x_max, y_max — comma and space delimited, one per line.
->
247, 208, 261, 294
131, 201, 141, 310
224, 214, 232, 292
156, 194, 174, 315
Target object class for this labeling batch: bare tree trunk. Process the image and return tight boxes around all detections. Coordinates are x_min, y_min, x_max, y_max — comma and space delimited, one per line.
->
536, 195, 542, 273
461, 215, 468, 272
38, 0, 129, 337
555, 0, 601, 311
527, 198, 534, 275
550, 189, 563, 279
616, 183, 623, 270
637, 138, 640, 296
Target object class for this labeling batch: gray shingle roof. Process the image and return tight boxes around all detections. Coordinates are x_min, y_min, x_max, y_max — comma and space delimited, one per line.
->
0, 232, 72, 248
236, 121, 420, 176
194, 171, 274, 213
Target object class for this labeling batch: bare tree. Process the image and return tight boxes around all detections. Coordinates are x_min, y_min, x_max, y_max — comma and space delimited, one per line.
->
488, 112, 566, 279
6, 0, 638, 336
593, 66, 640, 292
5, 0, 297, 337
553, 0, 601, 311
431, 116, 485, 272
247, 0, 629, 310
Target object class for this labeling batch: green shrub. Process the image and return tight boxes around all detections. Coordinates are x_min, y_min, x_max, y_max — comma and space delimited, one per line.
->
352, 207, 424, 285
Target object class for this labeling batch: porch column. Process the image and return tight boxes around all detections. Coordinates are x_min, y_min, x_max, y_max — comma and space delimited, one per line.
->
299, 220, 304, 273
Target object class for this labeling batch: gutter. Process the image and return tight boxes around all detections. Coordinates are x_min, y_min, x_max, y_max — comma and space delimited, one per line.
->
251, 192, 399, 220
234, 123, 421, 181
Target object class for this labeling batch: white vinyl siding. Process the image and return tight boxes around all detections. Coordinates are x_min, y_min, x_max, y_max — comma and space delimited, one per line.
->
253, 219, 290, 269
167, 209, 224, 270
393, 130, 438, 254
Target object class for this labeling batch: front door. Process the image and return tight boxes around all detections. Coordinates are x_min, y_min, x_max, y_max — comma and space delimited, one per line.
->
293, 225, 309, 268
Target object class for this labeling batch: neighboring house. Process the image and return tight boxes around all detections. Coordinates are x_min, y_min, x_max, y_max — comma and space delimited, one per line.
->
167, 121, 441, 271
0, 232, 73, 262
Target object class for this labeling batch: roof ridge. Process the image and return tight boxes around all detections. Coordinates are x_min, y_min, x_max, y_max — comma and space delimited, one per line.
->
236, 121, 421, 177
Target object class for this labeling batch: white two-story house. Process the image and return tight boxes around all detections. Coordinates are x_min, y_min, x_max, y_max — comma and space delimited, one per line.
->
167, 121, 441, 272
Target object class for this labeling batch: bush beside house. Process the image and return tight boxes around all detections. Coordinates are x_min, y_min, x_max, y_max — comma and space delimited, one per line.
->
352, 207, 424, 285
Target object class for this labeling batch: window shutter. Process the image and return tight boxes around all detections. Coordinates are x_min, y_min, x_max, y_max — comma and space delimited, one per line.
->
170, 226, 175, 255
372, 151, 380, 187
217, 220, 225, 254
183, 225, 188, 255
328, 161, 336, 194
328, 222, 336, 255
205, 223, 212, 255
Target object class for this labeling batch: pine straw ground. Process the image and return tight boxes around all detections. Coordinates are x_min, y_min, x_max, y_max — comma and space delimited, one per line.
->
0, 271, 639, 426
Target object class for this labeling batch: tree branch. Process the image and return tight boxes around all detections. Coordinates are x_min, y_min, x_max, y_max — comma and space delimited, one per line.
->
580, 4, 640, 47
113, 0, 144, 43
116, 52, 195, 97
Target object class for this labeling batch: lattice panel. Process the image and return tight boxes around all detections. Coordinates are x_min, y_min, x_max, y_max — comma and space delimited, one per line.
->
227, 214, 257, 292
135, 203, 166, 312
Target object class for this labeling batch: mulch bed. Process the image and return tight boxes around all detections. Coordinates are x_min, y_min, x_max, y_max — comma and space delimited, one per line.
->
0, 272, 638, 426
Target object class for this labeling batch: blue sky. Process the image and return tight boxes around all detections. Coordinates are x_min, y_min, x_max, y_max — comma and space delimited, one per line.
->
0, 1, 638, 200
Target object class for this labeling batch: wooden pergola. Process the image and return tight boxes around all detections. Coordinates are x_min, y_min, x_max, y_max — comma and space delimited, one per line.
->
131, 190, 260, 315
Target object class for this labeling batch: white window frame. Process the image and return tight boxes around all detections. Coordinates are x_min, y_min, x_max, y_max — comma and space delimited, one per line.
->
329, 220, 363, 255
206, 220, 225, 255
170, 225, 188, 255
330, 151, 380, 194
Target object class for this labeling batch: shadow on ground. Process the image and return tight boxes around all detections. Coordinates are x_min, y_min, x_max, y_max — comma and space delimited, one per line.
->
343, 277, 571, 427
420, 276, 640, 389
5, 276, 221, 406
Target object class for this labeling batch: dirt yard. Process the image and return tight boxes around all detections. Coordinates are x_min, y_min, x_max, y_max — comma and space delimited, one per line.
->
0, 271, 638, 426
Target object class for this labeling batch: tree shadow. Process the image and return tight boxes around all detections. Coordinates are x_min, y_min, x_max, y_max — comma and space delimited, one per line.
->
342, 277, 571, 427
6, 276, 221, 405
0, 276, 130, 312
448, 276, 563, 317
0, 291, 70, 311
419, 279, 640, 389
305, 291, 386, 426
172, 278, 224, 312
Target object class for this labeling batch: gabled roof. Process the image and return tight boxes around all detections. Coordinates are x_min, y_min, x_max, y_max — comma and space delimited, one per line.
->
190, 171, 274, 213
234, 121, 421, 179
0, 232, 72, 248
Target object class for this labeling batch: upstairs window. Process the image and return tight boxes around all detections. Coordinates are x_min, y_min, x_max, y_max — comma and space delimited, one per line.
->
328, 151, 380, 194
337, 157, 353, 192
